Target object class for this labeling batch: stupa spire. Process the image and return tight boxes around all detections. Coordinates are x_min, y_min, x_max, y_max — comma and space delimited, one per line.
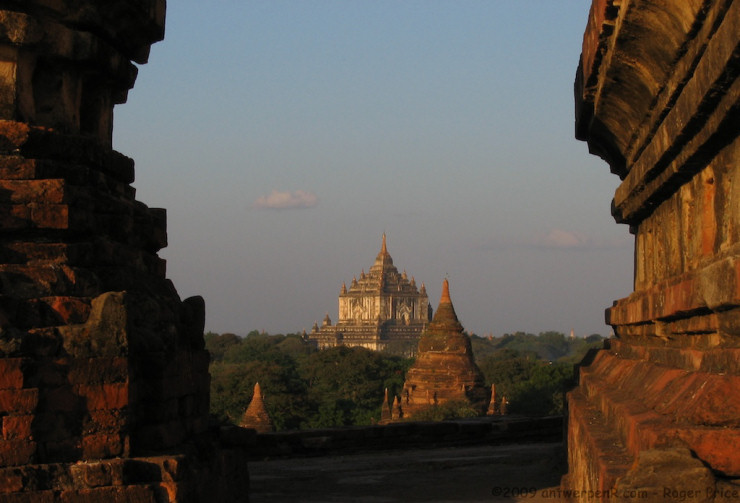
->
440, 278, 451, 304
430, 278, 461, 328
397, 276, 488, 419
373, 233, 394, 268
240, 382, 273, 433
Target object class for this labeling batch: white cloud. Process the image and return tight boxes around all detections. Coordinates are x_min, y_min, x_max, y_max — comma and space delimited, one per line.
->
252, 190, 318, 210
537, 228, 590, 249
473, 230, 632, 252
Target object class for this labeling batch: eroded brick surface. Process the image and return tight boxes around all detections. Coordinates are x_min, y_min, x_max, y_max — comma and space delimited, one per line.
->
567, 0, 740, 500
0, 2, 248, 501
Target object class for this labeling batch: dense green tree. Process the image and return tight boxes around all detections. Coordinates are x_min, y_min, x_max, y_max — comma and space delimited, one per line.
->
407, 400, 479, 421
210, 358, 309, 430
206, 329, 604, 428
506, 362, 573, 415
204, 332, 241, 361
299, 346, 410, 427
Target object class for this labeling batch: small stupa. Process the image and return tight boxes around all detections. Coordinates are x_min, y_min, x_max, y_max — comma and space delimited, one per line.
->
379, 388, 392, 424
486, 384, 498, 415
398, 279, 488, 418
239, 382, 274, 433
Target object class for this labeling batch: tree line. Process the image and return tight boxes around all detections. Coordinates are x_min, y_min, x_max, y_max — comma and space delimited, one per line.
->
206, 330, 605, 430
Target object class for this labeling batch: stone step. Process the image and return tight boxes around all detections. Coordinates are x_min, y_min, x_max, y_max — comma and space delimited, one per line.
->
565, 388, 634, 494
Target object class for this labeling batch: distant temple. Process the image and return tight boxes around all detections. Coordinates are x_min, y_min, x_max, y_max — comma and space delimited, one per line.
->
308, 234, 432, 355
239, 383, 274, 433
384, 279, 489, 420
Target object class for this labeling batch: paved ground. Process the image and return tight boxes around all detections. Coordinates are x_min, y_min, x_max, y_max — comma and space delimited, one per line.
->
249, 442, 566, 503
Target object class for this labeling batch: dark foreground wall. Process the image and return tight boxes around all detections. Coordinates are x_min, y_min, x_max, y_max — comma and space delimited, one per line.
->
0, 3, 248, 501
238, 416, 562, 460
567, 0, 740, 499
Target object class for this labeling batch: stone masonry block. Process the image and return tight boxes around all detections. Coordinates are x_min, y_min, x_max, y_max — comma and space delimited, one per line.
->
81, 433, 125, 460
0, 358, 25, 389
0, 465, 25, 493
0, 439, 36, 466
68, 357, 128, 385
76, 383, 128, 410
59, 486, 157, 503
2, 415, 33, 440
0, 388, 38, 414
84, 409, 126, 435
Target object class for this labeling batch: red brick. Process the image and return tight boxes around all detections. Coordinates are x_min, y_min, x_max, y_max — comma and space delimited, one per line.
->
0, 121, 31, 150
84, 409, 126, 435
45, 297, 91, 325
0, 359, 25, 389
0, 389, 38, 414
0, 204, 31, 229
701, 171, 716, 257
0, 466, 25, 493
68, 358, 127, 385
0, 439, 36, 466
2, 415, 33, 440
69, 459, 123, 488
31, 204, 70, 229
59, 486, 157, 503
0, 491, 55, 502
82, 433, 124, 460
0, 157, 39, 179
77, 383, 128, 410
0, 180, 66, 204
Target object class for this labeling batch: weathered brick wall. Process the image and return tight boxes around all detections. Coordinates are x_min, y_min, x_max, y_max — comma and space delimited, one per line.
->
566, 0, 740, 499
0, 2, 248, 501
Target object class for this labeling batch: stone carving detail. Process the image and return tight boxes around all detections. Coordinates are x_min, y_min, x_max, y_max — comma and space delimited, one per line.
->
565, 0, 740, 499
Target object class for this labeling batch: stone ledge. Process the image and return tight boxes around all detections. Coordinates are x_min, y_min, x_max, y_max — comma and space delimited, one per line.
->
577, 350, 740, 476
244, 415, 563, 460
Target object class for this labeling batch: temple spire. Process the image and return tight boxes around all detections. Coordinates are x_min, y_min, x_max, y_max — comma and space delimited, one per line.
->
430, 278, 460, 327
440, 278, 451, 304
240, 382, 274, 433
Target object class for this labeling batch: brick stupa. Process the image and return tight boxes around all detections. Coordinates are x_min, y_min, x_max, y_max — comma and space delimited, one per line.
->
240, 382, 274, 433
399, 279, 488, 418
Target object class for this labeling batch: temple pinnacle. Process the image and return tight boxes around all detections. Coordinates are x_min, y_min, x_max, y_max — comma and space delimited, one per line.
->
440, 278, 451, 304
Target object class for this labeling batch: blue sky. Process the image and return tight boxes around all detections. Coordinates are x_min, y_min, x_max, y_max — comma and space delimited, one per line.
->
114, 1, 633, 337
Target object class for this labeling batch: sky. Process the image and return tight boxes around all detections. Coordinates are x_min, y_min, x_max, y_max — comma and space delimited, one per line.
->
113, 1, 634, 338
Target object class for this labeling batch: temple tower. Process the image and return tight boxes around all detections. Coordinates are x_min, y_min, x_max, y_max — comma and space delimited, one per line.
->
400, 279, 488, 418
309, 234, 431, 355
240, 382, 274, 433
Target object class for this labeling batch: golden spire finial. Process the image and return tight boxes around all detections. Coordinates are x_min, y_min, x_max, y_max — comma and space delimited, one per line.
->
381, 232, 387, 254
